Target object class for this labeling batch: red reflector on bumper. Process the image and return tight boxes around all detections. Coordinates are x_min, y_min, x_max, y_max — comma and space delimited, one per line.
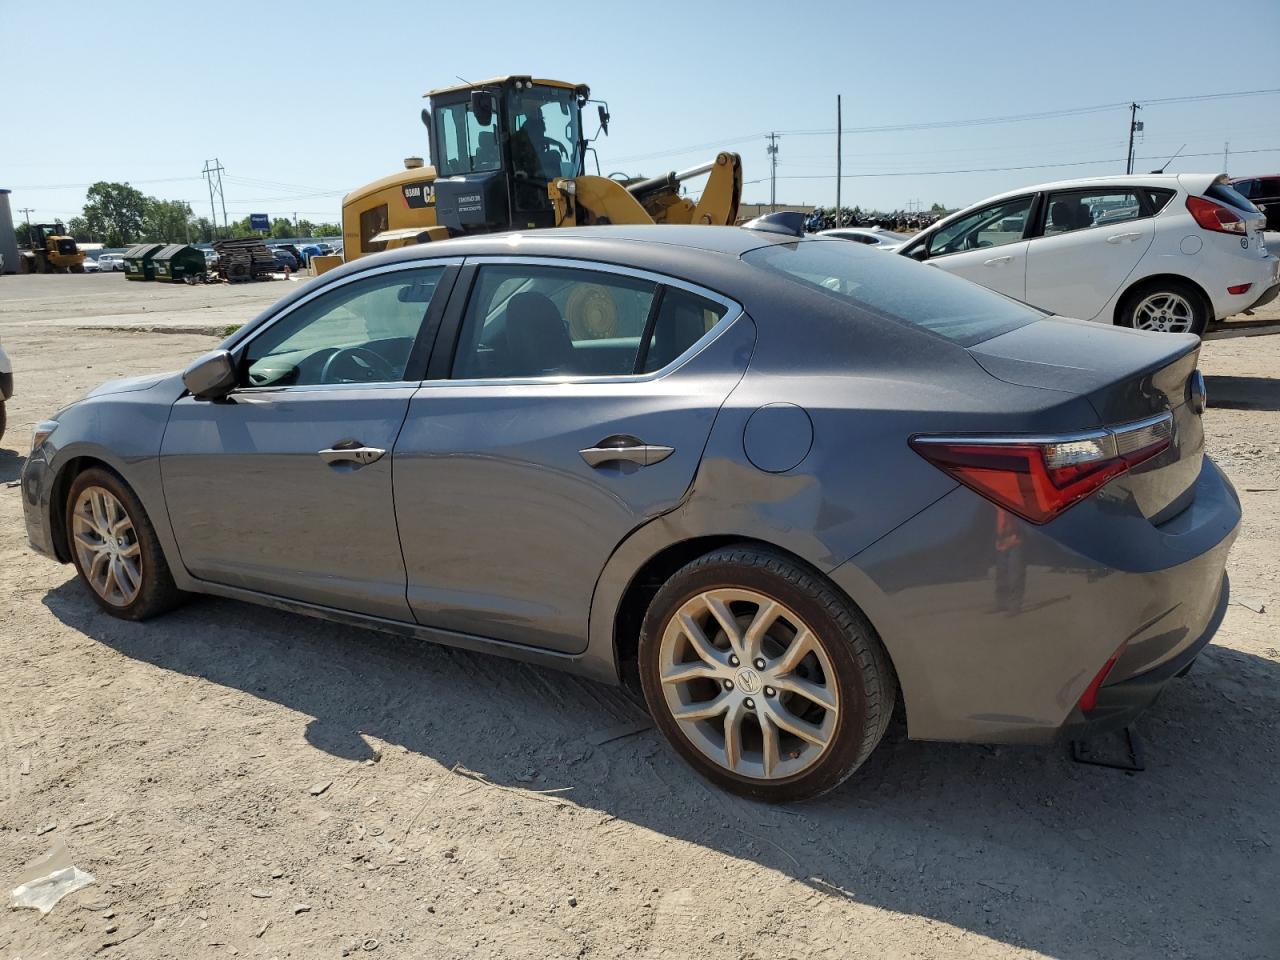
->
1227, 283, 1252, 296
1078, 649, 1123, 713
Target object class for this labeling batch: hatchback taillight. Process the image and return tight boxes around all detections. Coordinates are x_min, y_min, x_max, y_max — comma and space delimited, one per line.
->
910, 413, 1173, 524
1186, 195, 1247, 235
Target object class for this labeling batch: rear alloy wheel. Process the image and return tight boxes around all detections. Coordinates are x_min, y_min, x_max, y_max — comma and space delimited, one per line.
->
66, 467, 185, 620
1119, 280, 1208, 335
639, 546, 896, 802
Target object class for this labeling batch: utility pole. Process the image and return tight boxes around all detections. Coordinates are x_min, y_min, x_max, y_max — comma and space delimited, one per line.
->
766, 132, 779, 212
1125, 102, 1142, 175
18, 207, 34, 247
835, 96, 842, 228
1223, 141, 1230, 174
202, 159, 228, 238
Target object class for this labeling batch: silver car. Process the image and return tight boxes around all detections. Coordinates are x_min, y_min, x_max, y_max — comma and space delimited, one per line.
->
21, 225, 1239, 801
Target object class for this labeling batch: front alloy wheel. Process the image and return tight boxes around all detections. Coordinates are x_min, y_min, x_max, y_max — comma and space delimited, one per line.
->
71, 486, 143, 606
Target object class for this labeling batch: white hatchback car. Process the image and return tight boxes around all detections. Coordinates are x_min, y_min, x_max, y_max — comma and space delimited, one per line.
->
900, 173, 1279, 334
818, 226, 913, 251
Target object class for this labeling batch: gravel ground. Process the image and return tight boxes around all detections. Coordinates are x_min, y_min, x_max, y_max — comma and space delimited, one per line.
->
0, 277, 1277, 959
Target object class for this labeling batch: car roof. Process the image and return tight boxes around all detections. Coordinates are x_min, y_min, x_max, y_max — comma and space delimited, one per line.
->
384, 224, 801, 260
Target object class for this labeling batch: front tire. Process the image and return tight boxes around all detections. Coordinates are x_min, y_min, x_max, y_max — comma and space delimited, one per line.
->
65, 467, 186, 620
1117, 278, 1209, 335
638, 546, 896, 802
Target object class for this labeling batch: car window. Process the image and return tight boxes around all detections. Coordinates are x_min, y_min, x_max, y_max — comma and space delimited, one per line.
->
1042, 189, 1141, 235
243, 267, 445, 387
451, 265, 730, 380
743, 240, 1041, 346
1206, 181, 1260, 214
927, 196, 1031, 256
1232, 179, 1258, 200
1146, 188, 1175, 214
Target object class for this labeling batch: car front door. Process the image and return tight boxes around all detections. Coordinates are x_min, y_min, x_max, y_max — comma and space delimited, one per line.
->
1023, 187, 1155, 320
393, 258, 754, 653
160, 262, 457, 620
914, 195, 1033, 301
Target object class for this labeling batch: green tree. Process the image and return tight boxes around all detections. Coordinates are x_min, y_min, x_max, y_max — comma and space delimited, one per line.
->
929, 202, 947, 214
312, 222, 341, 237
270, 217, 295, 240
82, 181, 147, 247
143, 198, 195, 243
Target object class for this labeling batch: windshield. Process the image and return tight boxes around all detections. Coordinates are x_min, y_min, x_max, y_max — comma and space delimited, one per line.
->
743, 240, 1041, 346
433, 100, 501, 177
507, 84, 581, 180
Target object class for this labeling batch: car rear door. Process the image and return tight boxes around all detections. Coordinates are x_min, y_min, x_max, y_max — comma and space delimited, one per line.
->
160, 261, 458, 620
1024, 187, 1156, 320
916, 195, 1033, 301
393, 257, 754, 654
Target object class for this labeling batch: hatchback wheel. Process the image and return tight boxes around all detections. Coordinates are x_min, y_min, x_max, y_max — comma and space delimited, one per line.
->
639, 546, 896, 802
66, 467, 185, 620
1118, 279, 1208, 335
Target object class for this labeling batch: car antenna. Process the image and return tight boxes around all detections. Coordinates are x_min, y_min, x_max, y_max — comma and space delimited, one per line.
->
1150, 143, 1186, 175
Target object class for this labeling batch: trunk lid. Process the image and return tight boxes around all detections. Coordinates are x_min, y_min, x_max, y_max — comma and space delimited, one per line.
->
969, 317, 1203, 523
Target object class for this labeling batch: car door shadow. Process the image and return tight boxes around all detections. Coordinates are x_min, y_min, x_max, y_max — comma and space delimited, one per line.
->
42, 582, 1278, 958
1204, 375, 1280, 411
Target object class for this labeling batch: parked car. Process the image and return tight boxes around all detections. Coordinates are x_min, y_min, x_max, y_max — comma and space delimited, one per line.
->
900, 173, 1279, 335
299, 244, 325, 265
1231, 175, 1280, 231
817, 227, 912, 250
98, 253, 127, 272
21, 225, 1238, 801
0, 335, 10, 442
271, 248, 299, 271
82, 258, 102, 273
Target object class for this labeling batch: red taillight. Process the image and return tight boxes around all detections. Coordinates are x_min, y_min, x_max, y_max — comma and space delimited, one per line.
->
1227, 282, 1252, 296
1186, 195, 1247, 235
910, 413, 1173, 525
1078, 646, 1124, 713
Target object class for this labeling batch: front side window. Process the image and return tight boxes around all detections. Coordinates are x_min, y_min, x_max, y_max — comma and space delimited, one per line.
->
433, 101, 502, 178
1043, 189, 1141, 235
927, 196, 1032, 256
507, 85, 581, 181
743, 240, 1040, 346
451, 265, 730, 380
244, 267, 445, 387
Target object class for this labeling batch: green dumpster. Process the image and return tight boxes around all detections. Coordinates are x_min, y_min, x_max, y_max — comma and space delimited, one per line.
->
123, 243, 164, 281
153, 244, 206, 283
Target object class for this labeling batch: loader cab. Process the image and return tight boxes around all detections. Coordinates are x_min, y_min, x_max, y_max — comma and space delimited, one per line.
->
429, 77, 588, 234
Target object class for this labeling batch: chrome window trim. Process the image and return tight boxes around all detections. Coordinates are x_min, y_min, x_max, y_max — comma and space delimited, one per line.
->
436, 254, 745, 387
230, 257, 464, 396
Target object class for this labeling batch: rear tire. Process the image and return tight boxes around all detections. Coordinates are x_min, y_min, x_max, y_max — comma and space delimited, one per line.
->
638, 545, 896, 802
65, 467, 186, 620
1117, 278, 1209, 335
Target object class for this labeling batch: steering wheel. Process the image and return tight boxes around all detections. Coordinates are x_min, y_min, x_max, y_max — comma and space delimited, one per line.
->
320, 346, 397, 384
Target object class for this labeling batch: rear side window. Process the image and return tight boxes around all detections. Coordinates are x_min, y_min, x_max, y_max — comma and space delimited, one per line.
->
451, 265, 729, 380
743, 240, 1041, 346
1145, 188, 1175, 213
1043, 189, 1141, 234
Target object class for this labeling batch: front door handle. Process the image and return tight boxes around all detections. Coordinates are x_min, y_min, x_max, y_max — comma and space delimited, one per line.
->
579, 435, 675, 468
983, 255, 1013, 266
319, 440, 386, 466
1106, 232, 1143, 244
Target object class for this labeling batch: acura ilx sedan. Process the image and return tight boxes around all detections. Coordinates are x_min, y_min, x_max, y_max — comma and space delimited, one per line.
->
22, 224, 1239, 801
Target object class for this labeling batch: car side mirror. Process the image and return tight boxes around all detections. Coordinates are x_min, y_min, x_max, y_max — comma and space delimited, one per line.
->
907, 246, 928, 261
470, 90, 494, 127
183, 349, 237, 401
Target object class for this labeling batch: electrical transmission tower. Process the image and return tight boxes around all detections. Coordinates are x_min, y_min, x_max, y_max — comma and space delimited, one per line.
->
202, 159, 228, 239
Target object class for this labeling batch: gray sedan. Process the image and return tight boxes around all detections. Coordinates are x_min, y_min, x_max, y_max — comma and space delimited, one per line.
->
21, 225, 1239, 802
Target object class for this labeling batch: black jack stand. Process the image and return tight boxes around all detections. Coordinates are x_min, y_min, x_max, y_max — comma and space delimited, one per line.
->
1070, 725, 1145, 772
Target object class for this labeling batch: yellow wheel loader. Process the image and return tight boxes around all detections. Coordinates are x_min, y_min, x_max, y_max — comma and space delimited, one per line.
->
335, 76, 742, 271
20, 223, 87, 274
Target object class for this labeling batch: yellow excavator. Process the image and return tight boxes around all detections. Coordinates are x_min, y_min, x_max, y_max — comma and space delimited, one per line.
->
332, 76, 742, 271
21, 223, 86, 273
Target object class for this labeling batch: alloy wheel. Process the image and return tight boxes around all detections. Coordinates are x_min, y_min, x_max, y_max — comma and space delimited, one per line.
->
1133, 291, 1195, 333
658, 588, 839, 780
71, 485, 143, 607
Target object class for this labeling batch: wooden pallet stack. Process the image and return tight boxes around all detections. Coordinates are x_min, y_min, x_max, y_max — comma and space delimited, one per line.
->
213, 238, 277, 282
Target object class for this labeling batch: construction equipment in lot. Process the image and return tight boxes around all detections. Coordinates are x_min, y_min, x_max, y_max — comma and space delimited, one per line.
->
336, 76, 742, 267
20, 223, 87, 273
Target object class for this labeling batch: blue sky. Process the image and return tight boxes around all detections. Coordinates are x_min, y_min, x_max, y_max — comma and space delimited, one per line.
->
3, 0, 1278, 225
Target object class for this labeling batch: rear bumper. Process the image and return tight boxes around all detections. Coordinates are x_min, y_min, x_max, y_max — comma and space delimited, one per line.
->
1245, 281, 1279, 313
1061, 572, 1228, 738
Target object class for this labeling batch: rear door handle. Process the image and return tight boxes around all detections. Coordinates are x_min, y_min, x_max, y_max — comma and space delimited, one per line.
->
1106, 232, 1143, 244
319, 440, 386, 466
983, 255, 1013, 266
579, 435, 675, 468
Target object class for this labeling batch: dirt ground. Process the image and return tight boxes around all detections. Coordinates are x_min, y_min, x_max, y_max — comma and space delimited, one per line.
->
0, 276, 1277, 959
